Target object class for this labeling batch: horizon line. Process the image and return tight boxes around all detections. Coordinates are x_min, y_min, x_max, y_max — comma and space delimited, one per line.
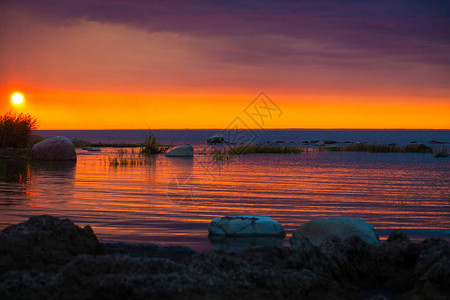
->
36, 128, 450, 131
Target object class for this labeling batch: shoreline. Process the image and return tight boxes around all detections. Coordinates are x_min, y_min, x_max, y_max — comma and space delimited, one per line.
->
1, 215, 449, 299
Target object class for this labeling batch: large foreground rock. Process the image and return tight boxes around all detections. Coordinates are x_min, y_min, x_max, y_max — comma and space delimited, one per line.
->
0, 215, 103, 272
291, 217, 379, 247
209, 216, 286, 237
1, 231, 449, 300
165, 145, 194, 157
31, 136, 77, 161
0, 216, 449, 299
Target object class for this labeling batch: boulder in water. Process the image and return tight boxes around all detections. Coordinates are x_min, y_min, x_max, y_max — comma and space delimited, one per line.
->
31, 136, 77, 161
291, 217, 380, 247
165, 145, 194, 157
208, 216, 285, 237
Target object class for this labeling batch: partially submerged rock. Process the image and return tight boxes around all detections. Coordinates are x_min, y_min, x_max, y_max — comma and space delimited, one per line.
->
165, 145, 194, 157
82, 147, 101, 152
291, 217, 380, 247
208, 216, 286, 237
207, 134, 225, 144
31, 136, 77, 161
404, 143, 432, 153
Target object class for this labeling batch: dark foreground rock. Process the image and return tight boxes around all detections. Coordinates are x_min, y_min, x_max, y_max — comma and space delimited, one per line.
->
1, 217, 449, 299
0, 215, 104, 272
291, 217, 380, 246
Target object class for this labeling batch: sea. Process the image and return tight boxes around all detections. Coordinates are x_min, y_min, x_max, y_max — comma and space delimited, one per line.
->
0, 129, 449, 250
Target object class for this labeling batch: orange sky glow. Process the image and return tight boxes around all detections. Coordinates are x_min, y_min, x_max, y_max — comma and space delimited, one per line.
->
1, 1, 449, 129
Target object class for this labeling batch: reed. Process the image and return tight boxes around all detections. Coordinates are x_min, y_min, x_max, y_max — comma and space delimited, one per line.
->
321, 143, 433, 153
141, 131, 171, 155
107, 153, 153, 166
0, 111, 38, 148
226, 145, 304, 154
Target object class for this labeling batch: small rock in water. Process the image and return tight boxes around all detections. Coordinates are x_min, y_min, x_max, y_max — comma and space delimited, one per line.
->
82, 147, 101, 152
207, 134, 225, 144
404, 143, 432, 153
208, 216, 286, 237
165, 145, 194, 157
324, 140, 337, 144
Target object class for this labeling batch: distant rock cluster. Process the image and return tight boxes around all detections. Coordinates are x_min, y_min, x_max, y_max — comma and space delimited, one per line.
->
1, 215, 449, 299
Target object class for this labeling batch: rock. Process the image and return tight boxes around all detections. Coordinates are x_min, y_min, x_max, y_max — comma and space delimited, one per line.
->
82, 147, 101, 151
208, 216, 286, 237
387, 230, 410, 243
1, 216, 450, 299
31, 136, 77, 161
207, 134, 225, 144
291, 217, 380, 247
323, 140, 337, 144
430, 140, 443, 144
404, 143, 432, 153
435, 152, 448, 158
165, 145, 194, 157
0, 215, 103, 271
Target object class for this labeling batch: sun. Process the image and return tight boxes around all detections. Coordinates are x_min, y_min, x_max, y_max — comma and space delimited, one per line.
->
11, 93, 24, 105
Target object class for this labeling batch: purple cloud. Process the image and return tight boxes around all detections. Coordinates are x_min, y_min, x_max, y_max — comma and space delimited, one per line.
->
2, 0, 450, 67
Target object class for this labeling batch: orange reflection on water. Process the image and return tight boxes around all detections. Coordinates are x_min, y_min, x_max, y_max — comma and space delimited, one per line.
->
0, 148, 448, 249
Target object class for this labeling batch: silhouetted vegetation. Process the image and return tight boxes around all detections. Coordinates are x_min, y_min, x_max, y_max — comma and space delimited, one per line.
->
214, 145, 304, 155
322, 143, 433, 153
141, 131, 171, 155
107, 155, 153, 167
0, 111, 38, 148
106, 148, 152, 166
72, 139, 144, 148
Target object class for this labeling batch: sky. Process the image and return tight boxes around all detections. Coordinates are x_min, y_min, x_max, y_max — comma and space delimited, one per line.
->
0, 0, 449, 129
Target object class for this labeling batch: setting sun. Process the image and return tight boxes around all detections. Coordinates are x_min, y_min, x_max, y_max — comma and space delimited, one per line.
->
11, 93, 24, 105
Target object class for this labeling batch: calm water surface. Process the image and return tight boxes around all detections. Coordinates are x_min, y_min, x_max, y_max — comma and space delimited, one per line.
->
0, 147, 449, 250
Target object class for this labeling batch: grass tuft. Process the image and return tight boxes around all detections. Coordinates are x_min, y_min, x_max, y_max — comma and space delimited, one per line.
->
141, 131, 171, 155
0, 111, 38, 148
107, 154, 153, 167
321, 143, 433, 154
226, 145, 304, 155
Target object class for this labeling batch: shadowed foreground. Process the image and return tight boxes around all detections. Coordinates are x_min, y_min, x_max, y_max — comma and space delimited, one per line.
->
0, 216, 449, 299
